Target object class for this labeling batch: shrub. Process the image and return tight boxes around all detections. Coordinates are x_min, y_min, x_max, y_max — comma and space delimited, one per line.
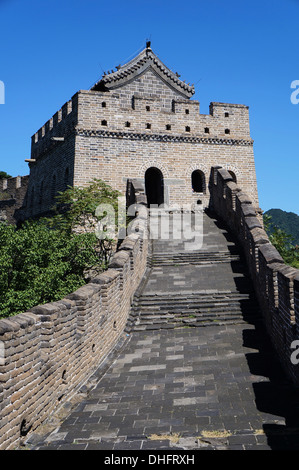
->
0, 179, 121, 318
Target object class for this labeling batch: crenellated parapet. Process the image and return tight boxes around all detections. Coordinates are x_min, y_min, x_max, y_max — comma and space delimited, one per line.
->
72, 89, 252, 142
30, 94, 78, 161
209, 166, 299, 385
1, 175, 28, 194
0, 175, 29, 224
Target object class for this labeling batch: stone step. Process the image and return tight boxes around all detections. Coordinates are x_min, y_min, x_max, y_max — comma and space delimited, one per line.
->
151, 251, 239, 258
130, 307, 259, 320
131, 310, 258, 322
133, 296, 256, 309
133, 302, 257, 313
132, 310, 258, 321
126, 231, 260, 332
129, 315, 252, 331
135, 292, 255, 301
135, 291, 254, 300
127, 294, 260, 331
150, 251, 241, 266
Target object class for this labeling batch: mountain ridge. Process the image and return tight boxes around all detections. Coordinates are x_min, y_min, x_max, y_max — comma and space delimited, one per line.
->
264, 208, 299, 245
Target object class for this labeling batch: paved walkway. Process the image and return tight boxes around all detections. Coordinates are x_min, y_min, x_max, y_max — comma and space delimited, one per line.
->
28, 211, 299, 450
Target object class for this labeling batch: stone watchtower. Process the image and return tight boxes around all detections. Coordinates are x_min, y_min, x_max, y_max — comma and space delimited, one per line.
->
22, 42, 259, 220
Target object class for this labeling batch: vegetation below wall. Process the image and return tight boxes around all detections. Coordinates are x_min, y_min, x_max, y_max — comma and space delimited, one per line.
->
264, 211, 299, 269
0, 179, 120, 319
264, 208, 299, 245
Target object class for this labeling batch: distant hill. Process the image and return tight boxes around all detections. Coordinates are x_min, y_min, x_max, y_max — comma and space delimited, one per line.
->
264, 208, 299, 245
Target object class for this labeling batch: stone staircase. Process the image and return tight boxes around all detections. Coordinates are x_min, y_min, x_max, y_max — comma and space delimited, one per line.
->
126, 211, 261, 332
150, 249, 240, 266
127, 288, 260, 332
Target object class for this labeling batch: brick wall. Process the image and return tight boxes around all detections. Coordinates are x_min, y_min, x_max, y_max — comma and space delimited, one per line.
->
0, 202, 149, 450
209, 166, 299, 385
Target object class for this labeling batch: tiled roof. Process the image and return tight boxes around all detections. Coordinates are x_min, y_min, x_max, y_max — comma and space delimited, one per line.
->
91, 43, 195, 98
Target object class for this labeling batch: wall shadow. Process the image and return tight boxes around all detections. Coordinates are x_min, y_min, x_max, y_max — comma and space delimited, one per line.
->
243, 323, 299, 450
209, 210, 299, 449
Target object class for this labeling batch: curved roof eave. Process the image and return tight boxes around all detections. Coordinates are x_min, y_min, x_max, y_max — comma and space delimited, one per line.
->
91, 44, 195, 99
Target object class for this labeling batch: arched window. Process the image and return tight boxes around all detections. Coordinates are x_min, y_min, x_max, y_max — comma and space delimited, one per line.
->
228, 170, 237, 183
191, 170, 205, 193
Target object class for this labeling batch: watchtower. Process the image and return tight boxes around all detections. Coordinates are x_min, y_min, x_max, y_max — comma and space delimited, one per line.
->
22, 42, 259, 220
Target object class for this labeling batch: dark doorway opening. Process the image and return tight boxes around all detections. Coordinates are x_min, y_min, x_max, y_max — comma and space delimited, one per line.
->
191, 170, 205, 193
145, 167, 164, 207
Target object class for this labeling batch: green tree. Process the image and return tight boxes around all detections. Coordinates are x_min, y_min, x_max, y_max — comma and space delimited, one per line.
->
0, 171, 12, 179
0, 179, 122, 319
264, 213, 299, 269
52, 179, 120, 232
0, 220, 100, 318
51, 178, 122, 266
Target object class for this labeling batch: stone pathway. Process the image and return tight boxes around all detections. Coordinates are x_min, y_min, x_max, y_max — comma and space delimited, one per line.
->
28, 210, 299, 450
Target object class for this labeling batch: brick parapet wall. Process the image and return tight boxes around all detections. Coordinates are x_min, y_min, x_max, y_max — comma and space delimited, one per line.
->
31, 94, 78, 158
0, 176, 29, 224
74, 88, 252, 141
209, 166, 299, 385
0, 204, 149, 450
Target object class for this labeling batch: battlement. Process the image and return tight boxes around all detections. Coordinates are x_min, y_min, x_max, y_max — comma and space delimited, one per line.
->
30, 94, 78, 160
209, 166, 299, 386
0, 175, 29, 224
30, 90, 252, 161
1, 175, 29, 198
74, 89, 251, 141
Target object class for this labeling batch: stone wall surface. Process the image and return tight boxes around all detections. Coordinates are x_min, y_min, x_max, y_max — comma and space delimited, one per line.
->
209, 166, 299, 385
0, 204, 149, 450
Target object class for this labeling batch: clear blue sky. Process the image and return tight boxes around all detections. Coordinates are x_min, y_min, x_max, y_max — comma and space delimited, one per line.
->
0, 0, 298, 214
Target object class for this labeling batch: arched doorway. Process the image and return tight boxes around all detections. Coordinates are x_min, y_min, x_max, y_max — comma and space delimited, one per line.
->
145, 167, 164, 207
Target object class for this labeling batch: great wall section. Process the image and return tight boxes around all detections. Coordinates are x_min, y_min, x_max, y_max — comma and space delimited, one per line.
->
1, 170, 299, 450
1, 43, 299, 450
